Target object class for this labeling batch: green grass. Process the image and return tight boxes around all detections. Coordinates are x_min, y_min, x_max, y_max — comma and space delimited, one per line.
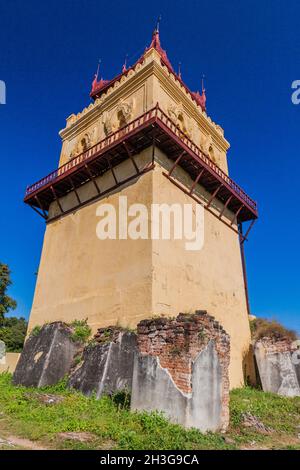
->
0, 373, 299, 450
230, 387, 300, 433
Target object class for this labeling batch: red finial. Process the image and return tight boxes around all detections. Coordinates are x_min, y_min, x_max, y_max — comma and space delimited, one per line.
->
191, 75, 207, 112
92, 59, 101, 91
149, 15, 161, 47
178, 62, 182, 79
122, 54, 128, 73
201, 74, 207, 108
90, 59, 110, 97
147, 16, 174, 72
155, 15, 161, 33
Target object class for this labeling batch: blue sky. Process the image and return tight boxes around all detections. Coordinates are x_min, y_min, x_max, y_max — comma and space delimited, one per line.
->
0, 0, 299, 334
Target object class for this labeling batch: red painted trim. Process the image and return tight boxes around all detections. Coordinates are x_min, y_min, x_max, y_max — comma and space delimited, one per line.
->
24, 106, 258, 223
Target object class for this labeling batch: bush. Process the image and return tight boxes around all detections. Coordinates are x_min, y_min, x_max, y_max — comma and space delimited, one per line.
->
250, 317, 297, 342
0, 317, 28, 352
30, 325, 42, 337
70, 319, 91, 344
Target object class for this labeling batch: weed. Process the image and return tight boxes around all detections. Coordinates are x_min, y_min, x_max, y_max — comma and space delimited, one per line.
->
30, 325, 42, 337
169, 346, 181, 356
250, 317, 297, 341
70, 319, 91, 344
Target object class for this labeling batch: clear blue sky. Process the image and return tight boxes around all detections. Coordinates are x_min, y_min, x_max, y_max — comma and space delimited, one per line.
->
0, 0, 299, 334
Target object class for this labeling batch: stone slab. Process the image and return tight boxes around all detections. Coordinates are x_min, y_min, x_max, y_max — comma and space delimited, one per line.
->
13, 322, 80, 387
254, 340, 300, 397
68, 330, 136, 397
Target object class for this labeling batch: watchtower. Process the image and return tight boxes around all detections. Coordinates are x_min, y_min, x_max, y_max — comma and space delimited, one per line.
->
25, 27, 258, 387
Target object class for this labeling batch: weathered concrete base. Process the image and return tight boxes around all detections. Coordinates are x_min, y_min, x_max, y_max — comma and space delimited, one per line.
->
254, 339, 300, 397
132, 340, 222, 431
294, 358, 300, 387
131, 311, 230, 432
13, 322, 80, 387
68, 328, 137, 397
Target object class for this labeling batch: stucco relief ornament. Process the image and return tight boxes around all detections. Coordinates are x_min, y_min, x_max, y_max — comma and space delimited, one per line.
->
200, 133, 212, 153
167, 103, 192, 138
89, 126, 97, 146
102, 111, 114, 136
167, 103, 178, 122
102, 98, 135, 136
116, 98, 135, 124
200, 134, 217, 162
69, 128, 97, 159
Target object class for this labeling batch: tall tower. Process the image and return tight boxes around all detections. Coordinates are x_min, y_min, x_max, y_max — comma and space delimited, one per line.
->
24, 28, 258, 388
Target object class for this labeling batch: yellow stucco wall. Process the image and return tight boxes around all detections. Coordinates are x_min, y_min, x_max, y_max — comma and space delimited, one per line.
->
28, 153, 154, 332
0, 353, 20, 373
151, 152, 251, 388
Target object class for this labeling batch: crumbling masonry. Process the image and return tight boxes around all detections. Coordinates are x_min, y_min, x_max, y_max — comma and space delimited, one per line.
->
254, 337, 300, 397
131, 311, 230, 432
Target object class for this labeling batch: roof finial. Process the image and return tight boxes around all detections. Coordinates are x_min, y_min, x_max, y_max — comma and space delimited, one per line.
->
201, 74, 207, 109
178, 62, 182, 79
92, 59, 101, 91
95, 59, 101, 80
155, 15, 162, 33
122, 54, 128, 73
202, 73, 205, 94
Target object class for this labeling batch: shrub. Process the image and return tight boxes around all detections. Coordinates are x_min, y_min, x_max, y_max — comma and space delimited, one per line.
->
30, 325, 42, 337
70, 319, 91, 344
0, 316, 28, 352
250, 317, 297, 341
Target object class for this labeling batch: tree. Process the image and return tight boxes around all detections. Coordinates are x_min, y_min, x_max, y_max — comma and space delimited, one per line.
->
0, 263, 17, 320
0, 317, 28, 352
0, 263, 27, 351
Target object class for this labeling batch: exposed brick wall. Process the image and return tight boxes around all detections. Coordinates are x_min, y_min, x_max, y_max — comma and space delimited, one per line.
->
137, 310, 230, 428
94, 326, 126, 343
255, 337, 297, 355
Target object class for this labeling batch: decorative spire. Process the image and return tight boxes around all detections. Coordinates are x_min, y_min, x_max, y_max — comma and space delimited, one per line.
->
122, 54, 128, 73
91, 59, 101, 91
90, 59, 110, 96
178, 62, 182, 79
191, 75, 207, 112
147, 16, 174, 72
201, 74, 207, 109
155, 14, 161, 34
